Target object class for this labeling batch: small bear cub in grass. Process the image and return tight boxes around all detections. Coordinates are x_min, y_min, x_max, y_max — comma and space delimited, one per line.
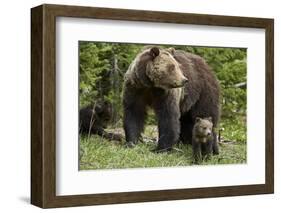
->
192, 117, 215, 163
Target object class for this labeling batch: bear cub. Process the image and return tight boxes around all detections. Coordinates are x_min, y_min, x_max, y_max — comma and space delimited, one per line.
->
192, 117, 217, 163
79, 101, 123, 142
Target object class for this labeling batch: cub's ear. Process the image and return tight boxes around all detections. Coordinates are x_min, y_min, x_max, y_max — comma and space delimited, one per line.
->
206, 117, 212, 122
150, 47, 160, 58
195, 117, 202, 123
167, 47, 175, 55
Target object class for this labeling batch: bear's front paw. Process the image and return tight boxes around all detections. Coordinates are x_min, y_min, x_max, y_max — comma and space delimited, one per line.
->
213, 148, 219, 155
124, 141, 136, 148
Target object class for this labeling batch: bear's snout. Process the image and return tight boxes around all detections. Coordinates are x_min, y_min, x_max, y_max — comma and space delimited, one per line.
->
176, 77, 188, 87
182, 78, 188, 85
171, 76, 188, 88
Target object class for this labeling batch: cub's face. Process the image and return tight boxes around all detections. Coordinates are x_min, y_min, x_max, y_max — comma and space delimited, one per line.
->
94, 102, 112, 128
194, 117, 213, 140
146, 47, 188, 90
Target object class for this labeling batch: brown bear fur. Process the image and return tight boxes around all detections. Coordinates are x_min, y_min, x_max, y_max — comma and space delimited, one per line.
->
79, 101, 123, 142
192, 117, 217, 163
123, 46, 220, 152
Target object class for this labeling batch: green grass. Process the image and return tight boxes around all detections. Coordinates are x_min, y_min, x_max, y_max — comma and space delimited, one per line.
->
79, 118, 246, 170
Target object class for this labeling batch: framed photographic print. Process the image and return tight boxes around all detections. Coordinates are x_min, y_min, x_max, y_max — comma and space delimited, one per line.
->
31, 4, 274, 208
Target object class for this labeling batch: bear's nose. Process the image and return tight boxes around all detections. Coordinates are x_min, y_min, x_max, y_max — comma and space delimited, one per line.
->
182, 78, 188, 85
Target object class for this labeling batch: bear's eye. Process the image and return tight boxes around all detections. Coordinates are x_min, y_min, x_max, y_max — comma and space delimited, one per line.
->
167, 64, 175, 72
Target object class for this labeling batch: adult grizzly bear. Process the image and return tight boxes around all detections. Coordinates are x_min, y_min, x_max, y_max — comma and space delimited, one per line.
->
123, 46, 220, 152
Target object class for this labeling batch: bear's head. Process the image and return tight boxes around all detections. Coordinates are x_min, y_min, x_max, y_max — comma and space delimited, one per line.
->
194, 117, 213, 141
146, 47, 188, 89
94, 101, 112, 128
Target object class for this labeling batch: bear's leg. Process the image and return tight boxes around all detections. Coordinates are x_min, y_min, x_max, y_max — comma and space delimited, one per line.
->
123, 101, 146, 147
212, 131, 219, 155
180, 113, 193, 144
154, 103, 180, 152
192, 140, 202, 164
202, 140, 213, 161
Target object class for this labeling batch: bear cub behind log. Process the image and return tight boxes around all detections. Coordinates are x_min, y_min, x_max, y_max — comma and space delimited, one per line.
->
79, 101, 123, 141
192, 117, 218, 163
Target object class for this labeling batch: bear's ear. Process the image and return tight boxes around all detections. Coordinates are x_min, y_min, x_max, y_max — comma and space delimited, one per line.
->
149, 47, 160, 59
167, 47, 175, 55
206, 117, 212, 122
195, 117, 202, 123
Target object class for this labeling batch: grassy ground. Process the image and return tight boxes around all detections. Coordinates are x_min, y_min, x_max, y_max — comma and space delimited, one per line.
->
79, 118, 246, 170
